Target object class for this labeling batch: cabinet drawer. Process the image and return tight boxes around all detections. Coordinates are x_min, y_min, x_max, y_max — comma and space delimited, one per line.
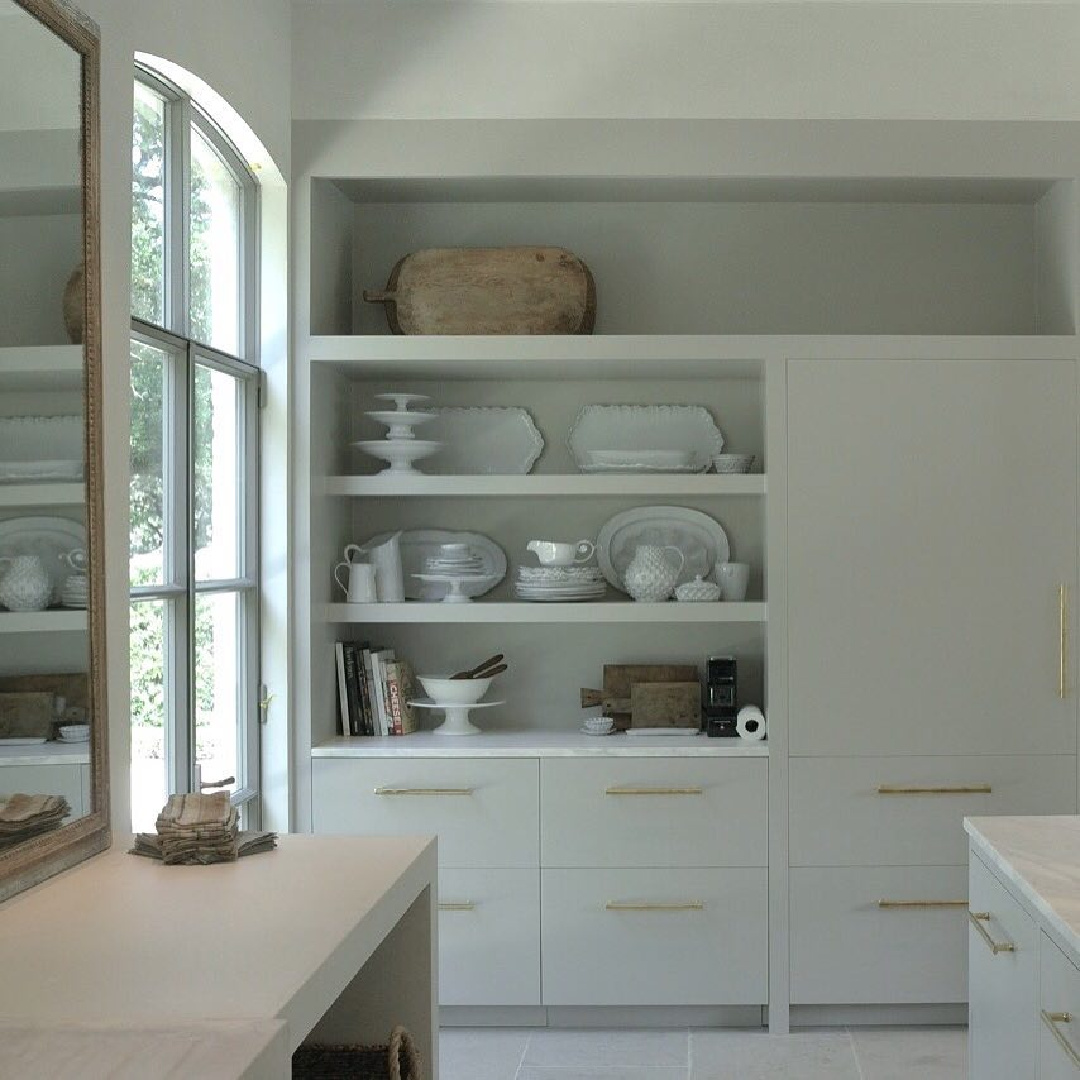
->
438, 869, 540, 1006
968, 854, 1038, 1080
311, 758, 538, 867
1039, 932, 1080, 1080
790, 866, 970, 1004
790, 756, 1076, 866
541, 868, 767, 1006
540, 759, 767, 868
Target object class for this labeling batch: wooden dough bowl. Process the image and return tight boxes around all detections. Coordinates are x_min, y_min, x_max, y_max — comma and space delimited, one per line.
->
364, 246, 596, 335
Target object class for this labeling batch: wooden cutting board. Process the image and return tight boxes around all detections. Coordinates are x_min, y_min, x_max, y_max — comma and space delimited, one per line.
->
363, 246, 596, 335
604, 664, 699, 730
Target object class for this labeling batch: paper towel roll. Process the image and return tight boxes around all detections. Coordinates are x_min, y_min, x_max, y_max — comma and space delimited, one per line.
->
737, 705, 767, 742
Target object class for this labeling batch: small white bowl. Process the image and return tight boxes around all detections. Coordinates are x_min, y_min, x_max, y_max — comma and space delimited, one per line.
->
418, 675, 493, 705
712, 453, 756, 474
584, 716, 615, 733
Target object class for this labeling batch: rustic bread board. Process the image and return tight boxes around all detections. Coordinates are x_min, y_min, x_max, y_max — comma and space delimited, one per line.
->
363, 246, 596, 335
0, 693, 54, 739
603, 664, 699, 731
629, 682, 702, 728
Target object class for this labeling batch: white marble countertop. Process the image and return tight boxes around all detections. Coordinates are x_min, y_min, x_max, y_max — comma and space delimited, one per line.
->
312, 730, 768, 757
965, 816, 1080, 968
0, 741, 90, 766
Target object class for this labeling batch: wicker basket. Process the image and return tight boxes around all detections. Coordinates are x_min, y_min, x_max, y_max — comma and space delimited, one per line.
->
292, 1026, 422, 1080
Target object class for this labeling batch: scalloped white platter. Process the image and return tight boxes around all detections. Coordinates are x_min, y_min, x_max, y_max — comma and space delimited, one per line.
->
568, 406, 723, 474
597, 506, 730, 593
424, 407, 544, 475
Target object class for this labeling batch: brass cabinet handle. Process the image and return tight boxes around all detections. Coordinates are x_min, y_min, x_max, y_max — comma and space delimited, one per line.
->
438, 901, 476, 912
606, 901, 705, 912
877, 785, 991, 796
1062, 585, 1070, 700
605, 787, 704, 796
1042, 1010, 1080, 1069
374, 787, 474, 796
877, 900, 968, 910
968, 910, 1017, 954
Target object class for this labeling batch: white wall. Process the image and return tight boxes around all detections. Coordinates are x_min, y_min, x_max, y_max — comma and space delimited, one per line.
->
67, 0, 291, 832
292, 1, 1080, 122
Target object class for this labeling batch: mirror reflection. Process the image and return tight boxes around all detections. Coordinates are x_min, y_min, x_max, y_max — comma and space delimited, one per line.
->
0, 2, 91, 852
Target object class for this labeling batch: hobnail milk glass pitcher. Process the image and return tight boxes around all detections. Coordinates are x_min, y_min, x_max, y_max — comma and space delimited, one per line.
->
623, 544, 685, 602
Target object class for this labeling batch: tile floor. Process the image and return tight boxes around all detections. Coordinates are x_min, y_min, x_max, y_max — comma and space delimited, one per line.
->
439, 1026, 968, 1080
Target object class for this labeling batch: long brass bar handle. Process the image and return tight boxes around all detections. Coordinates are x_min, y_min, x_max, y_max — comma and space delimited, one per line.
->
1042, 1010, 1080, 1069
968, 911, 1017, 954
438, 901, 476, 912
605, 787, 704, 796
877, 784, 992, 796
374, 787, 474, 796
878, 900, 969, 910
1061, 584, 1070, 700
606, 901, 705, 912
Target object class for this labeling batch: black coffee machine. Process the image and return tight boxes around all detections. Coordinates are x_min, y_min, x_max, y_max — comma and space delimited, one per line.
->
704, 655, 737, 737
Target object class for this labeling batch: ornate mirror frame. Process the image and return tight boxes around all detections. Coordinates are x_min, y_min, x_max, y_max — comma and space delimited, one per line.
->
0, 0, 107, 903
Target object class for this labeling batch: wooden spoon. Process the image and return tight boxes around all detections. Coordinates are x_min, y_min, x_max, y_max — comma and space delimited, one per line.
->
451, 654, 505, 679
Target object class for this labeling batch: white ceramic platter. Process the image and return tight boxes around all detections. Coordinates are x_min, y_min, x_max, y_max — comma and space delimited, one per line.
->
597, 506, 729, 593
372, 529, 507, 600
424, 408, 544, 476
0, 516, 87, 603
568, 406, 723, 473
0, 460, 83, 483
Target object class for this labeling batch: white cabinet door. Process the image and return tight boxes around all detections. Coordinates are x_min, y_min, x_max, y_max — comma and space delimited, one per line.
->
438, 869, 540, 1006
969, 853, 1038, 1080
1039, 931, 1080, 1080
788, 359, 1078, 756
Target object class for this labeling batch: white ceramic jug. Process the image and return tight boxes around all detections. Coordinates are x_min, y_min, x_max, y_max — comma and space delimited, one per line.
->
623, 544, 685, 602
0, 554, 51, 612
333, 558, 378, 603
361, 533, 404, 602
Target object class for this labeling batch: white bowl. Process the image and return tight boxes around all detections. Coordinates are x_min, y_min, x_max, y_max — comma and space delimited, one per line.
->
418, 675, 493, 705
584, 716, 615, 732
711, 453, 756, 474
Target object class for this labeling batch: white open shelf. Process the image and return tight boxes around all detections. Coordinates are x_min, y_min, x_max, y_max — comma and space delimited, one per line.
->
0, 483, 84, 508
319, 474, 766, 499
320, 601, 766, 625
0, 345, 83, 391
0, 610, 86, 634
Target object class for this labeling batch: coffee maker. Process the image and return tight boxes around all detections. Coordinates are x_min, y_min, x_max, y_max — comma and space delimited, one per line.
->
704, 655, 738, 737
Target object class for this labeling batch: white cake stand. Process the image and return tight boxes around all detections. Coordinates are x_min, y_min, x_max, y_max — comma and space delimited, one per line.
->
354, 438, 441, 475
411, 699, 505, 736
366, 410, 436, 441
412, 572, 491, 603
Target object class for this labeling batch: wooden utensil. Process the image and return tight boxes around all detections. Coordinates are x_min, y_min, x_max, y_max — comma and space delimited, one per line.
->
363, 247, 596, 335
601, 664, 699, 730
451, 654, 505, 679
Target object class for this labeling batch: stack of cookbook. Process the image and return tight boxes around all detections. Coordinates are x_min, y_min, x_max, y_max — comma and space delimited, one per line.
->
334, 642, 419, 737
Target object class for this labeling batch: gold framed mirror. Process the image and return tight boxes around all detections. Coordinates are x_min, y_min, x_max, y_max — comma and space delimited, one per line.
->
0, 0, 107, 903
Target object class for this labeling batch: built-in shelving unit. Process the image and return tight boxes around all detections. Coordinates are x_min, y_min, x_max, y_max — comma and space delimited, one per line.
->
0, 610, 86, 634
320, 601, 767, 625
0, 344, 83, 390
0, 483, 84, 508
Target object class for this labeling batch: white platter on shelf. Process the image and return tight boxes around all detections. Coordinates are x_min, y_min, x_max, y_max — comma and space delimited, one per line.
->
424, 407, 544, 475
568, 405, 723, 473
0, 516, 87, 603
597, 506, 730, 593
373, 529, 507, 600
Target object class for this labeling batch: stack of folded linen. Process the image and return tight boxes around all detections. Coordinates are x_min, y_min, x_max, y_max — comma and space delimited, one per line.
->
0, 793, 69, 851
130, 791, 276, 865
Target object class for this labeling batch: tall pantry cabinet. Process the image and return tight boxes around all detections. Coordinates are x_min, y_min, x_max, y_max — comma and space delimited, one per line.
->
786, 358, 1080, 1009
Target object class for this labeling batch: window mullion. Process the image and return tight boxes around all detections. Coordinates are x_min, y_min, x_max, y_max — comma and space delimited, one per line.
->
162, 92, 185, 337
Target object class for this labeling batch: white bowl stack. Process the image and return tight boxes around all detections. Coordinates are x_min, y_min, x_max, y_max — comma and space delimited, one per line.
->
582, 715, 615, 736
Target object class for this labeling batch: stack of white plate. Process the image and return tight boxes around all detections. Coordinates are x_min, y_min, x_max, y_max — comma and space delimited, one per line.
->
514, 565, 606, 602
424, 545, 486, 576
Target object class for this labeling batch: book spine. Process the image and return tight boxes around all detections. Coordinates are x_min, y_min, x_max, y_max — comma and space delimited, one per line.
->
334, 642, 350, 737
341, 643, 362, 737
355, 642, 372, 736
397, 662, 418, 735
386, 662, 403, 736
361, 648, 379, 736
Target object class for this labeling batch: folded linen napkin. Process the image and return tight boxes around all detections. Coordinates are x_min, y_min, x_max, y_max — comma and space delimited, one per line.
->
0, 793, 70, 850
130, 830, 277, 864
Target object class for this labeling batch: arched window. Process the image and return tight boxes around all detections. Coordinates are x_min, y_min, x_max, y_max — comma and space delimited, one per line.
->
128, 64, 262, 831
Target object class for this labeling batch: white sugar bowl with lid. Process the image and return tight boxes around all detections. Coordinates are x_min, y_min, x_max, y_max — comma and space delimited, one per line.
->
674, 574, 721, 602
623, 543, 685, 602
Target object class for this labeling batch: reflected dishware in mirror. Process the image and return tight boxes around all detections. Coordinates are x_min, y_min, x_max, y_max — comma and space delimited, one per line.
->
0, 0, 107, 902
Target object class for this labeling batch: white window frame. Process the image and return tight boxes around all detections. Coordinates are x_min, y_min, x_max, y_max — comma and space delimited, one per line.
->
130, 64, 263, 821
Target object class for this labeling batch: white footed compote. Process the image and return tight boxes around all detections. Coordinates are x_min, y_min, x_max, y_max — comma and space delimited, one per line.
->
376, 392, 431, 413
354, 438, 441, 475
412, 572, 490, 603
410, 699, 505, 736
365, 409, 436, 441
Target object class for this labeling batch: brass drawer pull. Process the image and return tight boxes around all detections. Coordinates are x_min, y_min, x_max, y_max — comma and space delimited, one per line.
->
878, 900, 968, 910
606, 901, 705, 912
374, 787, 474, 796
877, 784, 992, 796
605, 787, 704, 796
1042, 1010, 1080, 1069
969, 910, 1017, 954
438, 901, 476, 912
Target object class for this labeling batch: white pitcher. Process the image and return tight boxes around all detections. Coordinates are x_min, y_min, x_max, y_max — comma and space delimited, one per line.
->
623, 544, 685, 602
361, 533, 404, 602
0, 554, 51, 612
333, 557, 377, 603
